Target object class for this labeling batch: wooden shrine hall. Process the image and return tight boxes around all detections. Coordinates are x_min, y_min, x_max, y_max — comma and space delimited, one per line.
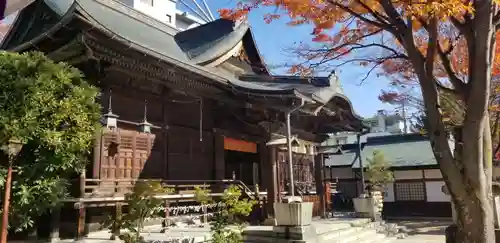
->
1, 0, 364, 239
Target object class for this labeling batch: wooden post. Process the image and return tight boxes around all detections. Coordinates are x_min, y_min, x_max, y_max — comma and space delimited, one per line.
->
160, 200, 169, 233
76, 173, 86, 240
0, 163, 13, 243
76, 204, 86, 240
48, 207, 61, 242
162, 103, 169, 180
253, 184, 263, 222
325, 183, 332, 216
214, 132, 225, 190
202, 205, 208, 224
93, 129, 103, 178
110, 202, 122, 240
314, 154, 326, 218
262, 146, 278, 217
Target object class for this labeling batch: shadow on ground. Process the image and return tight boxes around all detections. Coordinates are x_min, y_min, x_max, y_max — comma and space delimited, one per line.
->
389, 219, 451, 236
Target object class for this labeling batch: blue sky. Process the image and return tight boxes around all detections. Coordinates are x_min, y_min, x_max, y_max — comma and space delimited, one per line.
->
202, 0, 396, 118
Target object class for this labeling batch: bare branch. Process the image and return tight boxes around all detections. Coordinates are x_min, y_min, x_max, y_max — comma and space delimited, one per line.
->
378, 0, 407, 32
354, 0, 391, 25
326, 0, 392, 30
417, 17, 466, 94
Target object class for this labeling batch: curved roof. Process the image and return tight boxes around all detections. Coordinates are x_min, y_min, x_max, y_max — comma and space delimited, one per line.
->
3, 0, 269, 74
1, 0, 363, 133
175, 20, 246, 63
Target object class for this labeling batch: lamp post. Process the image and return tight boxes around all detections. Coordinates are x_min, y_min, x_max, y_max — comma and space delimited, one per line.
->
1, 138, 24, 243
285, 100, 305, 197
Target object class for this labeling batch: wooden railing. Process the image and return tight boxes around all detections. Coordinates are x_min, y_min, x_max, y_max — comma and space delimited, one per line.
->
83, 179, 161, 197
78, 178, 257, 201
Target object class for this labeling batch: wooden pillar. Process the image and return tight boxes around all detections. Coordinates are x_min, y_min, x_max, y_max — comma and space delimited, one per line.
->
162, 102, 169, 180
76, 173, 86, 240
48, 207, 61, 243
276, 151, 283, 199
92, 129, 103, 178
214, 132, 225, 192
76, 204, 86, 240
314, 153, 326, 218
261, 144, 278, 217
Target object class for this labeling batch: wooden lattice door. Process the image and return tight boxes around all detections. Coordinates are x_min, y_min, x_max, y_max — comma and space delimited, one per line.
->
97, 128, 155, 180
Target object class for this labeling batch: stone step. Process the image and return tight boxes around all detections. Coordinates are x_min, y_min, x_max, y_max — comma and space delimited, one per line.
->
334, 228, 379, 243
315, 222, 354, 235
347, 218, 372, 227
377, 237, 401, 243
355, 231, 389, 243
319, 222, 397, 243
318, 225, 363, 242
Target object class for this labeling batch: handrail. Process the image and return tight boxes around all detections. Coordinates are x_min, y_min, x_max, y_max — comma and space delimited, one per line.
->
222, 179, 256, 200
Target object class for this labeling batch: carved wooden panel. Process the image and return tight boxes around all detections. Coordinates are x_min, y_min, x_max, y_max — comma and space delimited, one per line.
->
98, 128, 156, 180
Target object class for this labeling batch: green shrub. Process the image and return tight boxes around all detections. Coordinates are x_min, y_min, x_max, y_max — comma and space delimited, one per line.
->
195, 185, 257, 243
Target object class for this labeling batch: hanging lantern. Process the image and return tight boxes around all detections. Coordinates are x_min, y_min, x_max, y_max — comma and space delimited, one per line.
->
139, 120, 152, 134
308, 145, 316, 156
138, 100, 153, 133
101, 90, 119, 129
102, 111, 119, 129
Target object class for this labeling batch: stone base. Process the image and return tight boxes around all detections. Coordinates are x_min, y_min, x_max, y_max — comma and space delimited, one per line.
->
272, 225, 318, 242
263, 217, 277, 226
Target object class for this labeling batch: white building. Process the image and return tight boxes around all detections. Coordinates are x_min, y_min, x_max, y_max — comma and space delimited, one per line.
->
323, 133, 452, 218
119, 0, 206, 30
322, 110, 407, 147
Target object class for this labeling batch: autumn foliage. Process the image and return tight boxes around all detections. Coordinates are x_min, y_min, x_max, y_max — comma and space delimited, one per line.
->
220, 0, 498, 77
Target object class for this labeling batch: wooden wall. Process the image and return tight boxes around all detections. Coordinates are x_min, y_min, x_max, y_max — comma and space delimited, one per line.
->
93, 88, 219, 181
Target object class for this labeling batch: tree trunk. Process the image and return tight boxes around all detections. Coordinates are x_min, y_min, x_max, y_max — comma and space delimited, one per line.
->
400, 13, 495, 241
379, 0, 496, 241
454, 194, 494, 243
443, 119, 494, 243
434, 112, 494, 243
402, 52, 495, 243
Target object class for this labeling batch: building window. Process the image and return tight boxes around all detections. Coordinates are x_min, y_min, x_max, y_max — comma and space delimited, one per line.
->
140, 0, 153, 6
395, 182, 425, 201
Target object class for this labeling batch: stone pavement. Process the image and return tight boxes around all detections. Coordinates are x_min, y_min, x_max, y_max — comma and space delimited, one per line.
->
57, 224, 212, 242
43, 219, 448, 243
